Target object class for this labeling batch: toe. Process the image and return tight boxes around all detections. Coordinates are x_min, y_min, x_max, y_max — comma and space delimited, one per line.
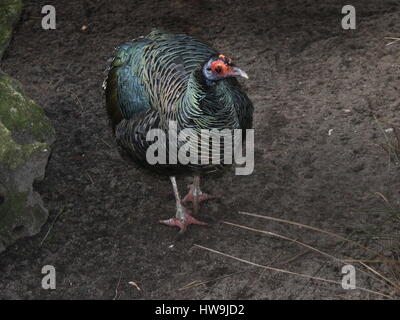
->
159, 214, 207, 233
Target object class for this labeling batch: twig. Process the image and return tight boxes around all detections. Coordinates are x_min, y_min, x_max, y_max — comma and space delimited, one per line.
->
128, 281, 141, 291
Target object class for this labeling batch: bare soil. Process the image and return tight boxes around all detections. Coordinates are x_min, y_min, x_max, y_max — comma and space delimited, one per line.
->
1, 0, 399, 299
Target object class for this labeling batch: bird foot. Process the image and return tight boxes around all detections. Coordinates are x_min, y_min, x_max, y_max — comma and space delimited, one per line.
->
181, 184, 222, 206
159, 207, 207, 233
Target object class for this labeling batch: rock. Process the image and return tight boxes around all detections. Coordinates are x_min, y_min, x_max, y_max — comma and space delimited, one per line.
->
0, 73, 55, 252
0, 0, 22, 60
0, 0, 54, 253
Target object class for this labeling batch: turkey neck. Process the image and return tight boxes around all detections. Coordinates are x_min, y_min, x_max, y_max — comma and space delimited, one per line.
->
177, 67, 239, 131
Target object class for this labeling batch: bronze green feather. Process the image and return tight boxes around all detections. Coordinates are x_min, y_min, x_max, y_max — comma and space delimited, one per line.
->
104, 30, 253, 175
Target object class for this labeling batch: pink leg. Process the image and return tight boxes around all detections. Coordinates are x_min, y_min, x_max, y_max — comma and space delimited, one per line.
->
181, 175, 222, 215
159, 176, 207, 233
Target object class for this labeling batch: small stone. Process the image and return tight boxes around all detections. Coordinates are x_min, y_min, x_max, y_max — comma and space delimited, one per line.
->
352, 163, 365, 173
110, 178, 118, 188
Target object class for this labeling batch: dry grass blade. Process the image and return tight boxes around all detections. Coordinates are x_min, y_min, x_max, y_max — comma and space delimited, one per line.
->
385, 37, 400, 46
374, 192, 390, 205
373, 192, 400, 222
178, 269, 256, 291
373, 115, 400, 164
358, 262, 399, 292
223, 221, 343, 263
194, 244, 393, 299
179, 280, 206, 291
40, 208, 65, 246
344, 259, 393, 264
113, 272, 122, 300
238, 211, 399, 266
223, 221, 398, 291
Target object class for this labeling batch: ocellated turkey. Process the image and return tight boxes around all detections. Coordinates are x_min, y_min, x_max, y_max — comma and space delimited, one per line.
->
104, 30, 253, 233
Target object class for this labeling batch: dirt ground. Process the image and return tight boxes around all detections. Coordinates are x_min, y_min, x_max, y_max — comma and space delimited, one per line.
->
0, 0, 399, 299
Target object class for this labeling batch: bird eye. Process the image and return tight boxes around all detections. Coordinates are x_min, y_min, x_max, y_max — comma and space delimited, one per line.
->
215, 66, 222, 73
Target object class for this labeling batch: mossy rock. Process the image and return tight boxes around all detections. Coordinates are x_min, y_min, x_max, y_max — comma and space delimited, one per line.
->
0, 0, 22, 60
0, 73, 55, 252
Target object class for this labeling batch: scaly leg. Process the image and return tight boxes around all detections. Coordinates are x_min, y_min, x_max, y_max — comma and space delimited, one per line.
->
159, 176, 207, 233
182, 175, 222, 215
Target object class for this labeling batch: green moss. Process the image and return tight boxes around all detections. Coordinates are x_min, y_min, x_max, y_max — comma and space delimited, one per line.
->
0, 28, 12, 52
0, 0, 22, 59
0, 73, 55, 141
0, 190, 27, 237
0, 0, 22, 21
0, 122, 49, 169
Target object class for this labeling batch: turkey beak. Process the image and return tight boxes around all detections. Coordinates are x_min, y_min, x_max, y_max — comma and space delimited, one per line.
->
231, 66, 249, 79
